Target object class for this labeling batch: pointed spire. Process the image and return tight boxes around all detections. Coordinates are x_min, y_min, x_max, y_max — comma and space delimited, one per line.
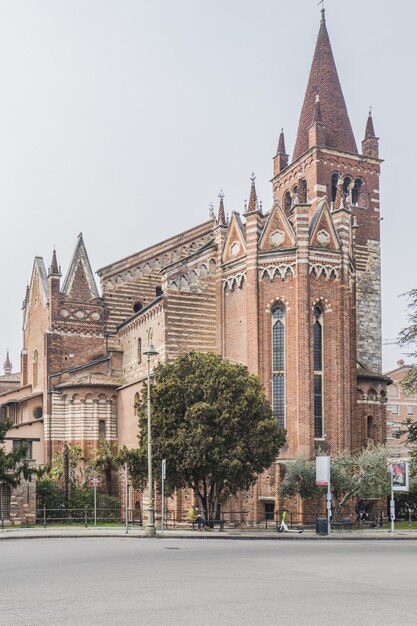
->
362, 108, 379, 158
49, 248, 60, 276
216, 190, 226, 226
247, 173, 258, 212
364, 108, 375, 139
62, 233, 100, 300
273, 129, 289, 175
277, 129, 286, 155
3, 350, 12, 376
293, 11, 357, 160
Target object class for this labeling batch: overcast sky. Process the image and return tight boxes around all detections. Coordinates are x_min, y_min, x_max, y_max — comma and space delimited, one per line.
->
0, 0, 415, 373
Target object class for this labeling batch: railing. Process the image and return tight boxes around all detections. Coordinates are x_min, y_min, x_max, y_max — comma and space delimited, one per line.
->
33, 507, 143, 527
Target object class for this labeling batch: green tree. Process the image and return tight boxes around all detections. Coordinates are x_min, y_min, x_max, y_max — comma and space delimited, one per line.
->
93, 441, 119, 495
50, 444, 94, 488
398, 289, 417, 394
126, 352, 286, 521
0, 419, 36, 507
280, 446, 390, 517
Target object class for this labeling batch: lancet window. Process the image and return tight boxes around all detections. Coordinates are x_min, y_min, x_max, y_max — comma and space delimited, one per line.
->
313, 305, 324, 439
272, 303, 286, 429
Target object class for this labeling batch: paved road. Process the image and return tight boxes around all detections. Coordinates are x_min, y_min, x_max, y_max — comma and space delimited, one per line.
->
1, 539, 416, 625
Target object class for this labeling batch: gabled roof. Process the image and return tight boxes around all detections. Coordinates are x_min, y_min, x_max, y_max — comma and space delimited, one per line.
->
222, 212, 247, 264
293, 10, 357, 160
62, 233, 100, 300
309, 197, 341, 251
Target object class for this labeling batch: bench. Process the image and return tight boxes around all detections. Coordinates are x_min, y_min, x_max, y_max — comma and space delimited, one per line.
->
331, 518, 353, 529
189, 519, 225, 531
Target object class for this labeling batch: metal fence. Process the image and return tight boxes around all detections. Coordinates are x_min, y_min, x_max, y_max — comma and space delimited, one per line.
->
34, 506, 143, 527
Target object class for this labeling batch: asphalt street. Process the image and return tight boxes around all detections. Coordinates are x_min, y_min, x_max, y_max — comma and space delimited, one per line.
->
1, 538, 416, 626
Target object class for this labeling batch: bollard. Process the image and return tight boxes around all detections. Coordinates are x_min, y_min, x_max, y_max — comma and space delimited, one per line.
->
43, 506, 46, 529
84, 506, 88, 528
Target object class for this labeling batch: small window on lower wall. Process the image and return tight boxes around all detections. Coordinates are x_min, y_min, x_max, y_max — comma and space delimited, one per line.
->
12, 439, 33, 460
264, 502, 275, 521
98, 420, 106, 441
33, 406, 43, 419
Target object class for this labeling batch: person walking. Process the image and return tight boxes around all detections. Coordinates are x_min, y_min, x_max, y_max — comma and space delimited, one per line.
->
196, 509, 205, 531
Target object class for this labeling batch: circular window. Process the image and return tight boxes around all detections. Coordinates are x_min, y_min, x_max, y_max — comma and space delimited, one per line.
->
133, 302, 143, 313
33, 406, 43, 419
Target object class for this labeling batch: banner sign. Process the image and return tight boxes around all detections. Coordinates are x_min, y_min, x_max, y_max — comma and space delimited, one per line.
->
316, 456, 330, 486
392, 462, 409, 492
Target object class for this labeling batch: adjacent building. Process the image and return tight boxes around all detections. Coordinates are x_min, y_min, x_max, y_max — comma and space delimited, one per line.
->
385, 360, 417, 459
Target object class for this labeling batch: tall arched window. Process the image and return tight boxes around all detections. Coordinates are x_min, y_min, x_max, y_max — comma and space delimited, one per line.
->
98, 420, 106, 441
271, 304, 286, 428
331, 173, 338, 202
284, 191, 292, 213
32, 350, 39, 388
298, 178, 307, 203
313, 306, 324, 439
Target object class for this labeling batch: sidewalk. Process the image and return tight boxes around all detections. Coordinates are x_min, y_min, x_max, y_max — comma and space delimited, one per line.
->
1, 526, 417, 540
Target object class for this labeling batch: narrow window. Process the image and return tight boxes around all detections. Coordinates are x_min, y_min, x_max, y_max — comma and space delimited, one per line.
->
343, 176, 352, 198
298, 178, 307, 203
331, 173, 339, 202
32, 350, 39, 388
284, 191, 292, 213
367, 416, 374, 439
137, 338, 142, 364
313, 306, 324, 439
391, 404, 399, 415
98, 420, 106, 441
271, 304, 286, 428
407, 405, 414, 416
133, 301, 143, 313
155, 286, 163, 297
352, 178, 363, 206
134, 392, 140, 414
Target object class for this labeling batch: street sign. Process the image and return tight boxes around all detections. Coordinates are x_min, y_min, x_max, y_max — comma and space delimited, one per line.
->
392, 462, 409, 492
316, 456, 330, 486
89, 477, 102, 487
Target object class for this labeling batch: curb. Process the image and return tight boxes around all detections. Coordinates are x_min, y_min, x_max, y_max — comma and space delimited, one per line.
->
1, 531, 417, 541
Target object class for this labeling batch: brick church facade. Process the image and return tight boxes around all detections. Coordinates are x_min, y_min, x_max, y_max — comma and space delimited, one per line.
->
1, 10, 390, 522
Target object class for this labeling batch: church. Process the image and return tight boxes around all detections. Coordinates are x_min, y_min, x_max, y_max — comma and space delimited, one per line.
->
0, 10, 390, 523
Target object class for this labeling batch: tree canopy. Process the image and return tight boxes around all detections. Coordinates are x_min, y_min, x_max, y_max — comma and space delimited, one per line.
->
124, 352, 286, 520
398, 288, 417, 394
280, 446, 390, 517
0, 419, 36, 491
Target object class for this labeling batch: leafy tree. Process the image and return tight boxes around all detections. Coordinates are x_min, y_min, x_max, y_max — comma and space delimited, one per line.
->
50, 444, 94, 488
92, 441, 119, 495
0, 419, 36, 492
280, 446, 390, 517
126, 352, 286, 521
395, 419, 417, 516
398, 289, 417, 394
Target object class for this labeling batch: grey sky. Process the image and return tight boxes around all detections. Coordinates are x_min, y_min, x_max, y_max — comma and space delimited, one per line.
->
0, 0, 415, 372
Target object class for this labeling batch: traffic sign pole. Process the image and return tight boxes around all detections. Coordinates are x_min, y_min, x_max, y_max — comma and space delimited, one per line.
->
94, 482, 97, 527
125, 462, 129, 535
161, 459, 166, 534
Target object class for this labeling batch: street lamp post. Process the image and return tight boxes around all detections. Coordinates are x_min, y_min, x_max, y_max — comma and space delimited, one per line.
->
143, 329, 159, 537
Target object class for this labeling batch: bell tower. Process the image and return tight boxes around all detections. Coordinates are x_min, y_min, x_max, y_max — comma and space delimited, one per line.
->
271, 9, 382, 372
